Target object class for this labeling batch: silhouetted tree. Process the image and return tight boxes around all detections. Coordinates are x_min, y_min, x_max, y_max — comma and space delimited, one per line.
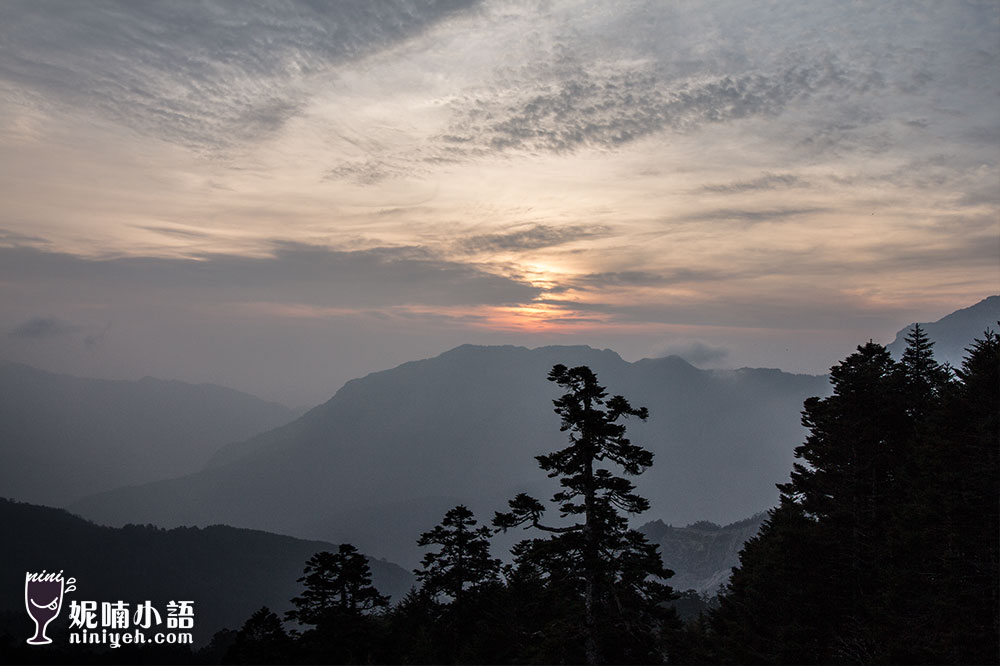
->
223, 606, 291, 664
906, 328, 999, 663
494, 364, 677, 665
415, 505, 500, 605
898, 323, 952, 420
286, 544, 388, 664
711, 330, 999, 664
398, 506, 515, 664
287, 545, 388, 626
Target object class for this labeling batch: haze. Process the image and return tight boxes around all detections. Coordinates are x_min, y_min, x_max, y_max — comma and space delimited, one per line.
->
1, 1, 996, 407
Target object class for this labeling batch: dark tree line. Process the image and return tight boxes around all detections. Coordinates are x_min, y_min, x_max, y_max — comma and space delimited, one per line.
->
706, 326, 999, 664
217, 329, 998, 665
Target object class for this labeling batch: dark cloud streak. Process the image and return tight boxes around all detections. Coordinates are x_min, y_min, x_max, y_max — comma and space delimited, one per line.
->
458, 224, 608, 253
679, 207, 829, 225
574, 269, 731, 288
0, 242, 540, 309
699, 173, 807, 194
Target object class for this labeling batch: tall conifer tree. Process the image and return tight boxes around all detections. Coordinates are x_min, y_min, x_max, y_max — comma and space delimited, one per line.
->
494, 364, 676, 665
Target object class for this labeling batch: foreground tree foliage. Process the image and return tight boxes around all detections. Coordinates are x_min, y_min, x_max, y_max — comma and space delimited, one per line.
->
707, 326, 1000, 664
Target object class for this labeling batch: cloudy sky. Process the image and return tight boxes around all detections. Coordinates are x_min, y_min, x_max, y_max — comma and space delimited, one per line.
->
1, 0, 997, 406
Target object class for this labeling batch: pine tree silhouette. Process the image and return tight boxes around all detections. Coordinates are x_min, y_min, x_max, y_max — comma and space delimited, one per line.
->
494, 364, 676, 664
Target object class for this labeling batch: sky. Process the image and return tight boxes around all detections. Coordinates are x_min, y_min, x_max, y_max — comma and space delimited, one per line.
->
0, 0, 997, 408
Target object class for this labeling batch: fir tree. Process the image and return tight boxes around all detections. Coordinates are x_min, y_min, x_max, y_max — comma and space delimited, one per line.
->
287, 544, 389, 626
898, 323, 952, 420
494, 364, 677, 665
286, 544, 389, 664
415, 504, 500, 605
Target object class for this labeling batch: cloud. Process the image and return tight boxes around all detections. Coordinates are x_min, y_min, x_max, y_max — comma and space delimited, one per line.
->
8, 316, 80, 340
136, 226, 215, 240
698, 173, 807, 194
679, 207, 829, 225
0, 228, 50, 247
325, 159, 404, 186
0, 242, 541, 309
440, 53, 882, 156
303, 1, 999, 190
533, 295, 891, 331
457, 224, 608, 253
961, 124, 1000, 146
651, 340, 730, 365
574, 269, 730, 288
0, 0, 481, 149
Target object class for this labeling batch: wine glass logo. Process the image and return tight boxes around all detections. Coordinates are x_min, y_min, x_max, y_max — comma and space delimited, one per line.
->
25, 571, 75, 645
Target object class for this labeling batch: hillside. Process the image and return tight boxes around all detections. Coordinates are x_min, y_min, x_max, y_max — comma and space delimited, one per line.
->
0, 362, 296, 505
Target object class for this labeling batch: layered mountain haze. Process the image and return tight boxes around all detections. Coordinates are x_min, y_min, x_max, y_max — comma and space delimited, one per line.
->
0, 363, 296, 505
71, 344, 828, 567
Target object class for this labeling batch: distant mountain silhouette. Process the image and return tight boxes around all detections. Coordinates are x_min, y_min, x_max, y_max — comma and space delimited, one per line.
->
887, 295, 999, 365
71, 345, 827, 566
640, 513, 768, 594
0, 498, 412, 646
0, 362, 296, 505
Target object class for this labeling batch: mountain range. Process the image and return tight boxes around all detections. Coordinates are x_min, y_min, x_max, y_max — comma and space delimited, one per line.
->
5, 296, 995, 586
69, 344, 828, 567
0, 362, 296, 506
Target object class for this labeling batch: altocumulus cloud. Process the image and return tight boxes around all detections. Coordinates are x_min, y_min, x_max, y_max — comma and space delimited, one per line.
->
442, 57, 878, 155
315, 0, 997, 188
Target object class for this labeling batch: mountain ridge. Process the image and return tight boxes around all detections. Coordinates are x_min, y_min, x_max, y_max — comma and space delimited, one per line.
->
71, 343, 829, 567
886, 295, 999, 364
0, 361, 296, 505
